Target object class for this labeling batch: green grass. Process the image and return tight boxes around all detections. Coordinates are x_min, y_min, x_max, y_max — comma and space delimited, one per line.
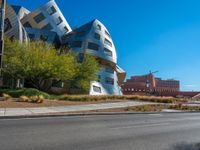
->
0, 88, 50, 99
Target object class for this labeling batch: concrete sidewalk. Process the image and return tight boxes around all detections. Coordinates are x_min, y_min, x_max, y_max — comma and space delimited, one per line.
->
0, 101, 155, 117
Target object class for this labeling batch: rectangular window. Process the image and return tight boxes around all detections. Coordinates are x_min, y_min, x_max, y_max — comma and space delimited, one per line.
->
63, 26, 69, 33
4, 18, 12, 32
23, 22, 32, 28
34, 13, 45, 23
28, 34, 35, 40
105, 66, 114, 74
105, 77, 114, 85
47, 6, 57, 15
71, 41, 82, 48
55, 16, 63, 25
93, 86, 102, 93
88, 42, 99, 51
105, 30, 111, 37
42, 23, 53, 31
97, 24, 101, 30
104, 38, 112, 47
104, 48, 112, 56
94, 32, 100, 40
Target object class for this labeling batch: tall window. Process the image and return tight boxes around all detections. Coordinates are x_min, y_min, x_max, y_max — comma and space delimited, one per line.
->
104, 38, 112, 47
4, 18, 12, 32
63, 26, 69, 33
34, 13, 45, 23
42, 23, 53, 31
94, 32, 100, 40
47, 6, 57, 15
97, 24, 101, 31
55, 16, 63, 25
88, 42, 99, 51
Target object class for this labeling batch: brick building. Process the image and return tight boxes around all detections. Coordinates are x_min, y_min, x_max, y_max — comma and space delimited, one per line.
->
122, 73, 180, 96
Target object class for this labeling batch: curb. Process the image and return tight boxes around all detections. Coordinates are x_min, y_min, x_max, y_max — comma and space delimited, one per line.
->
0, 111, 200, 120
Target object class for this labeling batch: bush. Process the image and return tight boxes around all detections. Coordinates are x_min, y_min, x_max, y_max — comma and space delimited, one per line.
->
30, 95, 44, 103
0, 88, 50, 99
2, 93, 12, 101
19, 96, 29, 102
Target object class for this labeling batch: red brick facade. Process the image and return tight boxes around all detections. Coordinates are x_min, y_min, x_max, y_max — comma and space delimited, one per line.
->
121, 73, 200, 97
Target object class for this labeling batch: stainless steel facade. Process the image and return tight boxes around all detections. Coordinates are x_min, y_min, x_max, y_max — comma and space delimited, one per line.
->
3, 0, 126, 95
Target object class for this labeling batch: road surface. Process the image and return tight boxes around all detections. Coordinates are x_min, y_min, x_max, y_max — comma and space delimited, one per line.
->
0, 113, 200, 150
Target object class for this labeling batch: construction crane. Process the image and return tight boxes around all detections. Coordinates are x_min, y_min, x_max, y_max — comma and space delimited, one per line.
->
149, 70, 159, 74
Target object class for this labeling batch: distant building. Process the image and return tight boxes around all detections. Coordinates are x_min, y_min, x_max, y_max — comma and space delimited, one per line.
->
122, 73, 180, 96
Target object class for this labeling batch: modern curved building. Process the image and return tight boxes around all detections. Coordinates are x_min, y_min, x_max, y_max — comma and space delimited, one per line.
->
63, 19, 126, 95
3, 3, 29, 42
2, 0, 126, 95
21, 0, 71, 43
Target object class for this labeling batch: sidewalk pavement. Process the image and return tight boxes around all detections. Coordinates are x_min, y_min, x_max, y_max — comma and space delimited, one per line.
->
0, 101, 155, 117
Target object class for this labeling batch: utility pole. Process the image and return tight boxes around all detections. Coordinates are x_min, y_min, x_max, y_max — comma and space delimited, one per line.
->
0, 0, 6, 76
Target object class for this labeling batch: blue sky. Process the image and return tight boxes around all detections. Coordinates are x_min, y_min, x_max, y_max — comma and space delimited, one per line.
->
8, 0, 200, 91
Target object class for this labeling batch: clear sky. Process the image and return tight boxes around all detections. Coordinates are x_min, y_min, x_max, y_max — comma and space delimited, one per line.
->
7, 0, 200, 91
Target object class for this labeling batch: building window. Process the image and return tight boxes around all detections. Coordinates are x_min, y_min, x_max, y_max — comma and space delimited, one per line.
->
23, 22, 32, 28
105, 77, 114, 85
4, 18, 12, 32
34, 13, 45, 23
55, 16, 63, 25
42, 23, 53, 31
71, 41, 82, 48
105, 30, 111, 37
105, 66, 114, 74
97, 24, 101, 30
40, 34, 48, 41
104, 38, 112, 47
94, 32, 100, 40
98, 75, 101, 82
63, 26, 69, 33
28, 34, 35, 40
47, 6, 57, 15
93, 86, 102, 93
88, 42, 99, 51
104, 48, 112, 56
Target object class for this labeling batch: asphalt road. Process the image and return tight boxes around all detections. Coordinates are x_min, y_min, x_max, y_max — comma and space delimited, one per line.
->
0, 113, 200, 150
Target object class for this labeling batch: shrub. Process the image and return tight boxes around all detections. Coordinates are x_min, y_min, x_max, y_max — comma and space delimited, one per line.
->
19, 96, 29, 102
2, 93, 12, 101
0, 88, 50, 99
30, 95, 44, 103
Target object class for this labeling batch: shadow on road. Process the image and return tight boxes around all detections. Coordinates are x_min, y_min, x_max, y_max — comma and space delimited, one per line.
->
171, 142, 200, 150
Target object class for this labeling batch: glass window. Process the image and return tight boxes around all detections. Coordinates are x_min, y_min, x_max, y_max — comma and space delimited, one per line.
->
104, 48, 112, 56
105, 30, 111, 37
23, 22, 32, 28
71, 41, 82, 48
42, 23, 53, 31
104, 38, 112, 47
93, 86, 102, 93
105, 66, 114, 74
55, 16, 63, 25
97, 24, 101, 30
88, 42, 99, 51
28, 34, 35, 40
34, 13, 45, 23
40, 34, 48, 41
47, 6, 57, 15
63, 26, 69, 33
94, 32, 100, 40
4, 18, 12, 32
105, 77, 114, 85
